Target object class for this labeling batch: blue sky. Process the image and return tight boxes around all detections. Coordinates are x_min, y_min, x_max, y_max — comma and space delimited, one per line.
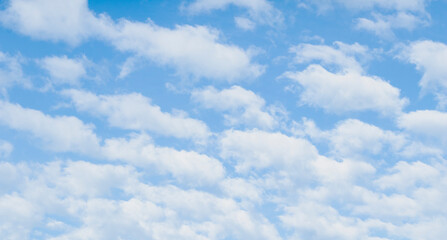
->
1, 0, 447, 239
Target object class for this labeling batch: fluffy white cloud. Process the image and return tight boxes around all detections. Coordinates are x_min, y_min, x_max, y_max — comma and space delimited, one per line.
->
312, 157, 376, 183
293, 117, 443, 160
234, 17, 256, 30
0, 160, 280, 240
191, 86, 279, 129
397, 110, 447, 145
0, 0, 264, 81
375, 161, 440, 192
0, 0, 111, 45
219, 178, 262, 202
287, 42, 407, 115
0, 100, 101, 155
102, 133, 225, 185
183, 0, 282, 29
0, 51, 29, 93
0, 195, 41, 240
302, 118, 406, 157
399, 40, 447, 107
356, 12, 427, 38
280, 201, 384, 240
285, 64, 407, 115
63, 89, 210, 141
326, 119, 405, 157
301, 0, 430, 37
107, 21, 264, 81
0, 140, 13, 159
219, 129, 319, 174
290, 42, 369, 72
39, 55, 87, 86
305, 0, 427, 12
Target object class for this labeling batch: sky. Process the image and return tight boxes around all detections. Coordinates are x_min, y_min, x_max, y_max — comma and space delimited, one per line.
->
0, 0, 447, 239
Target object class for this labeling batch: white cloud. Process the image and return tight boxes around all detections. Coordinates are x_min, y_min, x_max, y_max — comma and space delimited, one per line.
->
0, 195, 41, 240
306, 0, 428, 12
55, 161, 140, 198
102, 133, 225, 185
0, 0, 264, 82
0, 0, 111, 45
302, 0, 430, 37
0, 51, 30, 93
287, 42, 407, 115
397, 110, 447, 145
290, 42, 369, 72
375, 161, 440, 192
117, 56, 142, 79
183, 0, 283, 29
285, 64, 407, 115
191, 86, 279, 129
39, 55, 87, 86
280, 201, 384, 240
324, 119, 405, 157
219, 178, 262, 203
234, 17, 256, 31
356, 12, 427, 39
399, 40, 447, 108
108, 21, 264, 81
312, 157, 376, 183
0, 100, 101, 155
63, 89, 210, 141
219, 129, 319, 174
293, 117, 443, 160
0, 140, 13, 159
0, 160, 280, 240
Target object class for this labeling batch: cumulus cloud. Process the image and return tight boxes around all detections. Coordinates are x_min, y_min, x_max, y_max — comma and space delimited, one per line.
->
290, 42, 369, 72
375, 161, 440, 192
0, 0, 264, 82
39, 55, 87, 86
286, 42, 407, 115
219, 129, 319, 174
0, 140, 13, 159
305, 0, 427, 12
280, 201, 384, 240
0, 160, 280, 240
191, 86, 280, 129
356, 12, 428, 39
399, 40, 447, 108
0, 51, 29, 93
183, 0, 283, 29
234, 16, 256, 31
294, 118, 406, 158
397, 110, 447, 146
0, 100, 101, 155
102, 133, 225, 185
301, 0, 430, 37
107, 21, 264, 81
63, 89, 210, 141
0, 0, 110, 45
285, 64, 407, 115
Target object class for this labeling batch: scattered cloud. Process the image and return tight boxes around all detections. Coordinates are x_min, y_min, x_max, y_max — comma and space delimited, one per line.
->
0, 140, 13, 158
39, 55, 87, 86
285, 64, 407, 115
398, 40, 447, 108
191, 85, 280, 129
397, 110, 447, 145
63, 89, 210, 141
0, 51, 30, 94
0, 0, 264, 82
0, 100, 101, 155
182, 0, 283, 29
102, 133, 225, 185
